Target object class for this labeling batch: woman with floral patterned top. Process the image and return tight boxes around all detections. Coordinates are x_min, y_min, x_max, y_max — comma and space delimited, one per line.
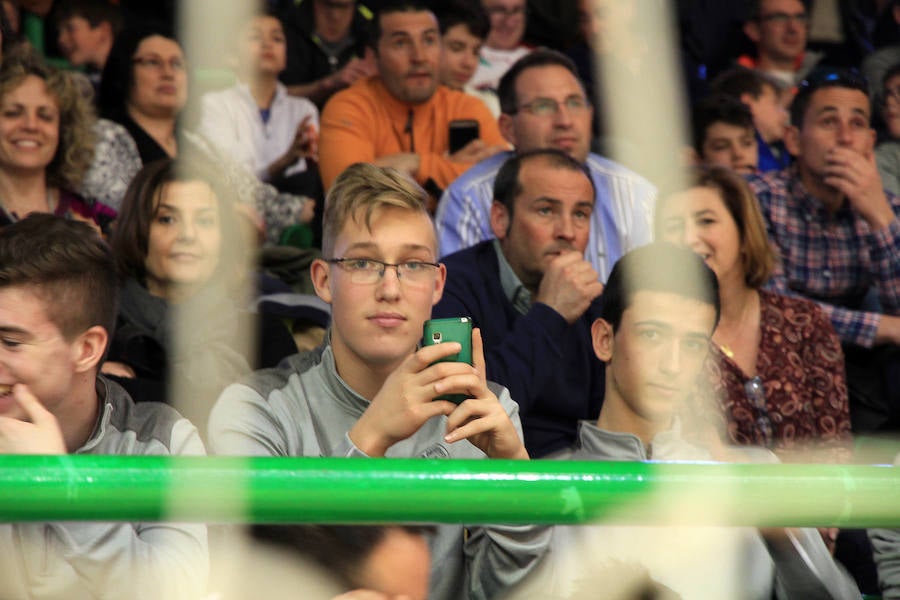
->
656, 166, 851, 458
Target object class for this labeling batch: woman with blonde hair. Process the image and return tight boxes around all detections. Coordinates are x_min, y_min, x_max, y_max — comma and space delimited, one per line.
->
656, 166, 851, 456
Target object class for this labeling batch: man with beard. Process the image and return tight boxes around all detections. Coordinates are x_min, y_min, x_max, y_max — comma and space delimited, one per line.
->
318, 0, 506, 203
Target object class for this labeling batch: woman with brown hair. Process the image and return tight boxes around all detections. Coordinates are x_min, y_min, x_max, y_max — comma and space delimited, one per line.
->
656, 166, 851, 457
106, 155, 297, 432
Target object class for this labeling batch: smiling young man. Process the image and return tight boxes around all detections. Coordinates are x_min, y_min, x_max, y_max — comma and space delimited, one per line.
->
318, 0, 506, 200
509, 242, 860, 599
434, 149, 605, 457
747, 68, 900, 433
0, 214, 207, 599
209, 162, 548, 600
435, 49, 656, 281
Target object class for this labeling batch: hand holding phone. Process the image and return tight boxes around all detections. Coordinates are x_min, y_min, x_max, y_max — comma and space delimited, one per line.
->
448, 120, 480, 154
423, 317, 472, 403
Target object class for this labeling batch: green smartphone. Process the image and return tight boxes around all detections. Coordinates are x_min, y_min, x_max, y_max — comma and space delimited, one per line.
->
423, 317, 473, 403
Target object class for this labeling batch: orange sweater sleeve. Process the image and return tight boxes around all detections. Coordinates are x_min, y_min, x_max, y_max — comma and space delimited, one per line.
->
318, 84, 381, 190
319, 82, 507, 191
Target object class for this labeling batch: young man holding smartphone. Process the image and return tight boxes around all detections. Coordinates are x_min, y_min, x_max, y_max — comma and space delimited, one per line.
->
209, 163, 547, 600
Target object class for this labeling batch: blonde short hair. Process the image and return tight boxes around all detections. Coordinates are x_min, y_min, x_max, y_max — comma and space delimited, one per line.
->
322, 163, 431, 257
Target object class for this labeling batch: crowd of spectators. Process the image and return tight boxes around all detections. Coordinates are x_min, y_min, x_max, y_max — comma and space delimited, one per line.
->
0, 0, 899, 598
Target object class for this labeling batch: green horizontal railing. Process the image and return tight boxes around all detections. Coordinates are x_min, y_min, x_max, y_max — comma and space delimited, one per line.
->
1, 456, 898, 527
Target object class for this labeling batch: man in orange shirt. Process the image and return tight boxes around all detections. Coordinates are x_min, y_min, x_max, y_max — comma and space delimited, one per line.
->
318, 0, 507, 206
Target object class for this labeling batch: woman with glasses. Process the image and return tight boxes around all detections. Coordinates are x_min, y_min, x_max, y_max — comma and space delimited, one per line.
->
0, 49, 115, 231
877, 62, 900, 196
655, 166, 851, 459
80, 22, 313, 245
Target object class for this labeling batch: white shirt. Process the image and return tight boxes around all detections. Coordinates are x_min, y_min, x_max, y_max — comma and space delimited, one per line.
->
469, 45, 531, 93
199, 81, 318, 181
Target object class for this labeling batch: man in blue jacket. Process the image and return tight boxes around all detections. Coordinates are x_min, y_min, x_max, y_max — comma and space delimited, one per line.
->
433, 149, 605, 457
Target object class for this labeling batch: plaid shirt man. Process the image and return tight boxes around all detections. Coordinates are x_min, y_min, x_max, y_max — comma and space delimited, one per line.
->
747, 165, 900, 348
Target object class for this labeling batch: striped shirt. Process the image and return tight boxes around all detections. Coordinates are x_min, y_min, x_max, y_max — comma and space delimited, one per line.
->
434, 151, 657, 281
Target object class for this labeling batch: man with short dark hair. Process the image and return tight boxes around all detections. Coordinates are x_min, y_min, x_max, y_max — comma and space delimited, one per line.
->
277, 0, 376, 108
318, 0, 507, 200
691, 94, 759, 174
434, 0, 498, 115
748, 68, 900, 432
0, 214, 207, 600
54, 0, 121, 70
434, 149, 605, 457
710, 66, 790, 172
739, 0, 821, 88
510, 242, 860, 599
435, 49, 655, 281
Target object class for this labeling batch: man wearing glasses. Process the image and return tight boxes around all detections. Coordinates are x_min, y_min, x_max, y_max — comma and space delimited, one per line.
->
740, 0, 821, 88
209, 163, 549, 600
435, 49, 656, 283
434, 149, 605, 458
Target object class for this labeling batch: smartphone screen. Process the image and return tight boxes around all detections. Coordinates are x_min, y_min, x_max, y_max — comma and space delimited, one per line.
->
423, 317, 473, 403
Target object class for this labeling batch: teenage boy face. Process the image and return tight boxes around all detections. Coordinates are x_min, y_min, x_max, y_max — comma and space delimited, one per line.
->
439, 23, 482, 90
701, 122, 758, 174
239, 15, 287, 77
57, 15, 109, 67
593, 290, 715, 427
0, 285, 96, 422
314, 206, 446, 372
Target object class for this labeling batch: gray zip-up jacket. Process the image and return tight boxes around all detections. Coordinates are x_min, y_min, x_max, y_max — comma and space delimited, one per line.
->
208, 344, 550, 600
0, 375, 208, 600
509, 420, 860, 600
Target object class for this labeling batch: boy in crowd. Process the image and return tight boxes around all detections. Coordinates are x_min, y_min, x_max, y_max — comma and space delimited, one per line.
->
435, 0, 499, 116
511, 242, 859, 599
199, 8, 321, 201
0, 214, 207, 600
209, 163, 548, 600
54, 0, 121, 93
710, 65, 791, 172
691, 94, 759, 174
